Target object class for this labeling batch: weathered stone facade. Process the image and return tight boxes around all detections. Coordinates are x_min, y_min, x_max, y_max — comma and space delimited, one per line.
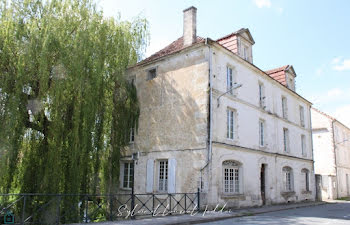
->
120, 7, 315, 208
312, 108, 350, 200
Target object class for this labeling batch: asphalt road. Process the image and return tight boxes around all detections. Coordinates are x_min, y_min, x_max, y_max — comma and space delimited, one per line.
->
200, 202, 350, 225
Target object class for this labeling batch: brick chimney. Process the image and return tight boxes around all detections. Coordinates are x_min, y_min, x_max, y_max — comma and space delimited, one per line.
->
183, 6, 197, 47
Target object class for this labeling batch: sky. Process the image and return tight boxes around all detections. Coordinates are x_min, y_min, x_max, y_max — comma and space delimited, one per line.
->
99, 0, 350, 127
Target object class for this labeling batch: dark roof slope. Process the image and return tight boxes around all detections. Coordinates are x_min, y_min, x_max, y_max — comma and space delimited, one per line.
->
139, 36, 204, 65
265, 65, 290, 86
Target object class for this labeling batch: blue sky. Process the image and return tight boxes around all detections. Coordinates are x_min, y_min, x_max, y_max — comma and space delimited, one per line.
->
100, 0, 350, 126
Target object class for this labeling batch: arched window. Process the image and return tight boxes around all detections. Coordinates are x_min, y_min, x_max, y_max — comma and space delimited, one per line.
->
283, 166, 293, 192
301, 168, 310, 192
222, 160, 242, 194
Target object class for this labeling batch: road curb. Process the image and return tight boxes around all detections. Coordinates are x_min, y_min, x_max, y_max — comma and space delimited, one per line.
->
166, 202, 327, 225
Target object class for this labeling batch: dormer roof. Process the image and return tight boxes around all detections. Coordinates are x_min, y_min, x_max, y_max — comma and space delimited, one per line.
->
216, 28, 255, 45
265, 65, 296, 86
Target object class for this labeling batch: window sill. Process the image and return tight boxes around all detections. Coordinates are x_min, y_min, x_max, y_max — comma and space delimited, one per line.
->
302, 190, 312, 195
221, 193, 245, 200
120, 188, 132, 191
281, 191, 295, 198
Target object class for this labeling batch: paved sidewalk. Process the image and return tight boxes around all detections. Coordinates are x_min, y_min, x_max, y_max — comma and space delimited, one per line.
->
74, 201, 326, 225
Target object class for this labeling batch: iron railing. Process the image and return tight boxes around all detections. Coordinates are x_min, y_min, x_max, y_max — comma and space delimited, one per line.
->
0, 190, 200, 224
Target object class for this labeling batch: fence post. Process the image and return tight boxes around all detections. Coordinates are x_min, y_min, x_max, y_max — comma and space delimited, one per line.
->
56, 196, 61, 225
152, 194, 155, 217
197, 188, 200, 212
131, 193, 135, 220
21, 195, 26, 225
184, 193, 187, 213
168, 194, 172, 215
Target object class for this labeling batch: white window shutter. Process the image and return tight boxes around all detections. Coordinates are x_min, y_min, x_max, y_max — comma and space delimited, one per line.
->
146, 159, 154, 193
168, 158, 176, 193
239, 167, 243, 194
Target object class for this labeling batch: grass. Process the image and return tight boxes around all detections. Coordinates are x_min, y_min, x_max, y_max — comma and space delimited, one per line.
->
336, 197, 350, 201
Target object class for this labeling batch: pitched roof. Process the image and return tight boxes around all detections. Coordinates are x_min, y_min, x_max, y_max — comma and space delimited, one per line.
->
139, 36, 204, 65
265, 65, 290, 86
312, 107, 336, 121
216, 28, 255, 44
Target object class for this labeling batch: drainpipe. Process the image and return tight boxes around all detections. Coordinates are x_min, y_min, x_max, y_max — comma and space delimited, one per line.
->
200, 38, 213, 190
309, 106, 316, 199
332, 120, 339, 199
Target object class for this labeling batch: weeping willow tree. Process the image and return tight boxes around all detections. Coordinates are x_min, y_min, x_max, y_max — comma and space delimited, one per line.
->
0, 0, 148, 195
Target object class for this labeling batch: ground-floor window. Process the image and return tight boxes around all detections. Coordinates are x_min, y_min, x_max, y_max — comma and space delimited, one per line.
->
122, 162, 134, 189
283, 166, 293, 191
223, 160, 241, 194
158, 160, 168, 192
302, 168, 310, 191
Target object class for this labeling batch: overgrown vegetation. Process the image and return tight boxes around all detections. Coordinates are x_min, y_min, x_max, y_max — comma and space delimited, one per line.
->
0, 0, 148, 196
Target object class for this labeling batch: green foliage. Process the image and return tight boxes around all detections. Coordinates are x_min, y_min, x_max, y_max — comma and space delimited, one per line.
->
0, 0, 148, 195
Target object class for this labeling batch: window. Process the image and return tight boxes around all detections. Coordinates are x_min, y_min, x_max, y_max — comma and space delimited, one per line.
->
299, 106, 305, 127
122, 162, 134, 189
147, 68, 157, 80
258, 83, 265, 108
301, 135, 306, 156
259, 120, 265, 147
282, 97, 288, 119
283, 167, 293, 191
223, 160, 241, 194
243, 45, 249, 60
158, 160, 168, 192
302, 169, 310, 192
227, 109, 235, 140
283, 128, 289, 152
130, 127, 135, 143
227, 67, 233, 93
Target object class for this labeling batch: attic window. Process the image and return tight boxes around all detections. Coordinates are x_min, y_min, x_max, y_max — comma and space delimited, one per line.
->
147, 68, 157, 81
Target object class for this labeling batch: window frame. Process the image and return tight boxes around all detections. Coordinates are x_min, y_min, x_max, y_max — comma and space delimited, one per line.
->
283, 128, 289, 153
157, 160, 168, 192
302, 169, 310, 192
147, 68, 157, 81
129, 127, 135, 143
301, 134, 306, 156
222, 160, 242, 194
227, 66, 233, 94
283, 167, 293, 192
299, 106, 305, 127
258, 82, 265, 108
281, 96, 288, 119
227, 108, 235, 140
259, 120, 265, 147
122, 161, 134, 189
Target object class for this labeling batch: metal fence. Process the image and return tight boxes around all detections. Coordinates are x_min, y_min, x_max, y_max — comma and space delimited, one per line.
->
0, 190, 200, 224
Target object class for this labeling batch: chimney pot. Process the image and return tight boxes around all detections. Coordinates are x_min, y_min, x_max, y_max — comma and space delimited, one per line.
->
183, 6, 197, 47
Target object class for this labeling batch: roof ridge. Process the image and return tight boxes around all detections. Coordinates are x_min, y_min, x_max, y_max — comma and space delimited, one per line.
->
136, 36, 204, 66
265, 65, 290, 74
312, 107, 336, 121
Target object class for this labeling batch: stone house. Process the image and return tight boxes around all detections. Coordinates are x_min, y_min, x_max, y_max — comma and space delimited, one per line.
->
121, 6, 315, 208
311, 108, 350, 200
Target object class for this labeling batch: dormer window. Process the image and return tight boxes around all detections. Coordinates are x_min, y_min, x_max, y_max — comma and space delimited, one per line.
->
243, 45, 249, 61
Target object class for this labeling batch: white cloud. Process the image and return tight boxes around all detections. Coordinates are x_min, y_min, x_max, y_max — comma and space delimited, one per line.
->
254, 0, 271, 8
276, 7, 284, 14
310, 88, 350, 106
315, 67, 323, 76
326, 88, 343, 98
333, 105, 350, 128
331, 57, 350, 71
331, 57, 342, 65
